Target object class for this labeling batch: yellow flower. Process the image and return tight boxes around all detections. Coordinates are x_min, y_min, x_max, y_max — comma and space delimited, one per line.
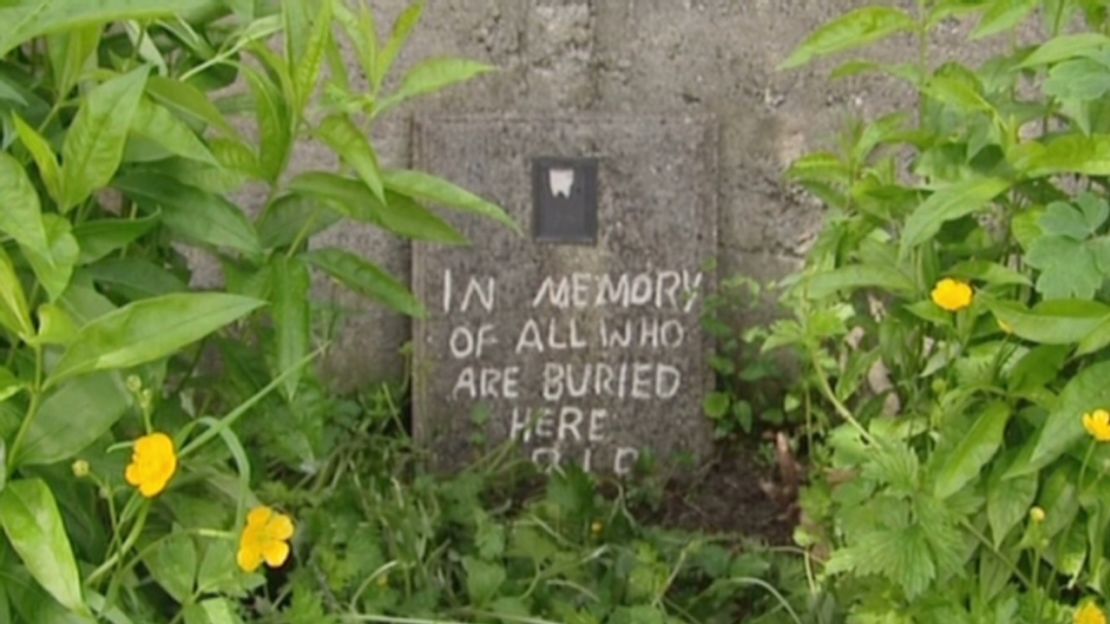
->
237, 506, 295, 573
931, 278, 974, 312
1029, 506, 1045, 524
124, 433, 177, 498
1083, 409, 1110, 443
1077, 602, 1107, 624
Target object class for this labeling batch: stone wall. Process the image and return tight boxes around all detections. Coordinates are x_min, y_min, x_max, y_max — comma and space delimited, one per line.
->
300, 0, 1016, 390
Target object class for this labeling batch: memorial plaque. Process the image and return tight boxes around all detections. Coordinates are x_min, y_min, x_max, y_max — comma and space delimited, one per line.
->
413, 114, 717, 475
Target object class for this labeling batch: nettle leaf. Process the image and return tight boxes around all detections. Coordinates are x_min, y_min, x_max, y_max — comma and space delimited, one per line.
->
1018, 33, 1110, 68
374, 58, 495, 117
382, 169, 517, 233
303, 248, 424, 317
780, 7, 917, 69
1011, 134, 1110, 177
317, 114, 384, 201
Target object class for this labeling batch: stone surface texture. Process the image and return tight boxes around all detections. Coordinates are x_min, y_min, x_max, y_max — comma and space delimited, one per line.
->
412, 114, 717, 472
274, 0, 1031, 389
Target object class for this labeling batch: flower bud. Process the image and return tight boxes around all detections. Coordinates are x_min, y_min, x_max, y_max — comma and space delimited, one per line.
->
126, 375, 143, 394
1030, 506, 1046, 523
71, 459, 90, 478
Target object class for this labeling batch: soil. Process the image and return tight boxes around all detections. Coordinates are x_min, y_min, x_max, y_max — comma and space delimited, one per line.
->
646, 442, 799, 545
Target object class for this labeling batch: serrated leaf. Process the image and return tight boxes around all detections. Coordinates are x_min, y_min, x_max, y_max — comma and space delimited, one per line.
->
145, 531, 196, 603
61, 65, 150, 211
49, 293, 264, 385
0, 0, 211, 57
374, 0, 424, 89
21, 215, 78, 302
243, 66, 290, 183
382, 169, 517, 232
289, 171, 467, 243
1041, 201, 1095, 240
317, 114, 384, 201
12, 114, 61, 205
1044, 58, 1110, 102
131, 98, 218, 166
72, 213, 160, 265
114, 172, 261, 257
374, 58, 494, 116
146, 75, 236, 136
270, 256, 310, 399
1025, 235, 1101, 300
304, 248, 423, 317
1011, 134, 1110, 177
780, 7, 917, 69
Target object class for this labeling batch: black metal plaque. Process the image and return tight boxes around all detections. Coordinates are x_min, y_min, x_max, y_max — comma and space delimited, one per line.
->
532, 157, 598, 244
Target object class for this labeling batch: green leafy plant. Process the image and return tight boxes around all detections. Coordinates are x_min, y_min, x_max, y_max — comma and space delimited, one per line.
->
0, 0, 511, 620
774, 0, 1110, 620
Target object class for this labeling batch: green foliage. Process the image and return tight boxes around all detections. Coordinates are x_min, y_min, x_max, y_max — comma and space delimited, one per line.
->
775, 0, 1110, 620
0, 0, 510, 620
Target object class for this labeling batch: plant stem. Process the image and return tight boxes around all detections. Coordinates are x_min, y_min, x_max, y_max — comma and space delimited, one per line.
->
808, 347, 876, 446
7, 344, 45, 471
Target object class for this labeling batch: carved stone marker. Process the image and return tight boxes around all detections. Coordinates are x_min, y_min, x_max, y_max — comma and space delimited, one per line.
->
413, 114, 717, 475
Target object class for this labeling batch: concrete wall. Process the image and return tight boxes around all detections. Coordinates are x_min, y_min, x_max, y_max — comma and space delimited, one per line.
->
304, 0, 1013, 390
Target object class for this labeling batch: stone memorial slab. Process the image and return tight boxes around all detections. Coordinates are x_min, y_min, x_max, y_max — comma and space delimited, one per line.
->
413, 114, 717, 475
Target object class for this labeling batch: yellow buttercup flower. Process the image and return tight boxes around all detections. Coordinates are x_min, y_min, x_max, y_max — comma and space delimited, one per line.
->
124, 433, 177, 498
1077, 601, 1107, 624
237, 506, 295, 573
931, 278, 974, 312
1083, 409, 1110, 443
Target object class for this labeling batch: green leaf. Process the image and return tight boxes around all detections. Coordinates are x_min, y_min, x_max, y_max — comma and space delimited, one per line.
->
114, 172, 261, 257
47, 26, 101, 100
900, 177, 1011, 254
374, 58, 495, 116
292, 0, 331, 113
13, 114, 61, 205
243, 66, 291, 183
933, 402, 1011, 499
0, 0, 211, 57
987, 461, 1037, 546
33, 303, 78, 347
1077, 315, 1110, 356
270, 256, 310, 399
1041, 201, 1096, 240
988, 298, 1110, 344
61, 65, 150, 211
290, 172, 467, 244
1011, 134, 1110, 177
1025, 235, 1102, 300
0, 247, 33, 339
1018, 33, 1110, 68
1031, 361, 1110, 469
50, 293, 265, 385
183, 598, 242, 624
1044, 58, 1110, 102
972, 0, 1037, 39
22, 215, 78, 302
17, 373, 130, 467
462, 556, 505, 607
805, 264, 917, 298
86, 258, 188, 300
145, 76, 236, 137
303, 248, 423, 317
72, 213, 160, 265
381, 169, 518, 233
0, 479, 86, 615
0, 152, 49, 261
131, 98, 218, 166
946, 259, 1030, 286
256, 194, 341, 249
375, 0, 424, 88
0, 367, 22, 404
780, 7, 917, 69
703, 392, 730, 419
316, 114, 385, 201
145, 531, 196, 604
